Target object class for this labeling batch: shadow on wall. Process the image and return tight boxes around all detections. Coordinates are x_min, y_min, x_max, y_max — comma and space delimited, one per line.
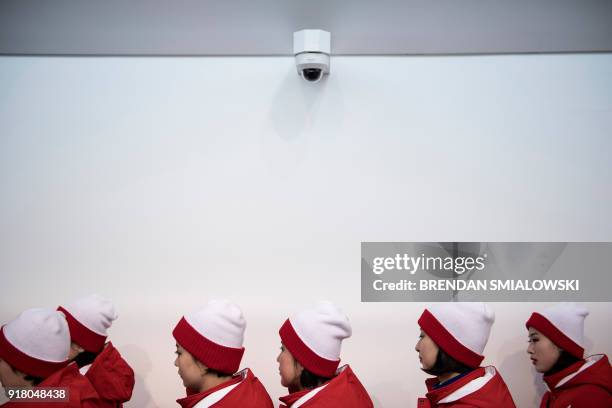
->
121, 344, 158, 408
584, 336, 595, 356
267, 65, 329, 142
531, 372, 548, 408
497, 342, 545, 407
370, 379, 412, 408
259, 64, 346, 175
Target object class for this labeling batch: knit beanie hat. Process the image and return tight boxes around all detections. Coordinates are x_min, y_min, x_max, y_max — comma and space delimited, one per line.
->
58, 294, 117, 353
525, 303, 588, 358
279, 301, 352, 378
418, 302, 495, 368
173, 299, 246, 374
0, 308, 70, 378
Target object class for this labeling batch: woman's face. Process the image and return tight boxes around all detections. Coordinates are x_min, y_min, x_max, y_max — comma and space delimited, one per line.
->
527, 327, 561, 373
277, 344, 302, 388
415, 330, 439, 370
174, 343, 205, 390
0, 358, 31, 394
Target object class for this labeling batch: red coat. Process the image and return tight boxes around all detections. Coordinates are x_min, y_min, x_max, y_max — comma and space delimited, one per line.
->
539, 354, 612, 408
83, 342, 135, 408
0, 363, 100, 408
417, 366, 516, 408
176, 368, 273, 408
279, 365, 373, 408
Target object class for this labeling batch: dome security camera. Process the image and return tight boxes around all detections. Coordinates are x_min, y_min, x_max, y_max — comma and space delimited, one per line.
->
293, 29, 330, 83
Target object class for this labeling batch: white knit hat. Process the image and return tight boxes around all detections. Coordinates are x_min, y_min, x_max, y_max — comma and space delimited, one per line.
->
526, 303, 589, 358
58, 294, 118, 352
418, 303, 495, 368
173, 299, 246, 374
0, 308, 70, 378
279, 301, 352, 378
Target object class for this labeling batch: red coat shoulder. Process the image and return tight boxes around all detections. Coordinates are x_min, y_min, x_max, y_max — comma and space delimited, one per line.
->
85, 342, 135, 405
542, 354, 612, 408
421, 366, 516, 408
0, 364, 100, 408
177, 368, 273, 408
215, 368, 273, 407
280, 365, 373, 408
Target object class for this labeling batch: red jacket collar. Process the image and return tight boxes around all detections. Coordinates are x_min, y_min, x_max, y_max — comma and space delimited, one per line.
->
543, 359, 586, 390
279, 389, 311, 407
543, 354, 611, 392
279, 365, 365, 407
424, 367, 485, 402
0, 363, 99, 408
176, 370, 245, 408
39, 362, 81, 386
42, 362, 99, 402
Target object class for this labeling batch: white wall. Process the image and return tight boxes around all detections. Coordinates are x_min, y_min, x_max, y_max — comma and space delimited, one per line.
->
0, 54, 611, 408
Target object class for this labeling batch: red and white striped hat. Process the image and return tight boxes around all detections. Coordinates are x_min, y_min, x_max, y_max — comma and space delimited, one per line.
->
526, 303, 588, 358
173, 299, 246, 374
58, 294, 117, 353
0, 308, 70, 378
279, 301, 352, 378
418, 303, 495, 368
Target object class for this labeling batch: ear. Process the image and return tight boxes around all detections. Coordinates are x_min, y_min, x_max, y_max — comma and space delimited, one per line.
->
294, 360, 305, 376
195, 360, 208, 376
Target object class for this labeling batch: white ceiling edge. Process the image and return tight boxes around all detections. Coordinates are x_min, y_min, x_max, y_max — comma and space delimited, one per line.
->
1, 0, 611, 56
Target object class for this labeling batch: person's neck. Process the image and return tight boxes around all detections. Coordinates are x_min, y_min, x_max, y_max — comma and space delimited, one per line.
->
437, 371, 461, 384
198, 374, 233, 393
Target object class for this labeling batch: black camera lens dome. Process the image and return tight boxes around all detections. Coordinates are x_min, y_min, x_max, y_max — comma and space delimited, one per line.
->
302, 68, 323, 82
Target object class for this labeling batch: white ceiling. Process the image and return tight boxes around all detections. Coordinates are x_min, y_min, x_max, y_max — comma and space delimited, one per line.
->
1, 0, 611, 55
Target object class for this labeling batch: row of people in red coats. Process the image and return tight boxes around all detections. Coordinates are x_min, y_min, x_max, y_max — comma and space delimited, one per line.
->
171, 299, 372, 408
415, 303, 516, 407
0, 295, 135, 408
171, 300, 610, 407
1, 299, 611, 407
415, 302, 611, 408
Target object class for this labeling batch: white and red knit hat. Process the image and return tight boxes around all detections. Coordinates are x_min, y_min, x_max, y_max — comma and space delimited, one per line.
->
526, 303, 588, 358
418, 303, 495, 368
173, 299, 246, 374
279, 301, 352, 378
0, 308, 70, 378
58, 294, 117, 353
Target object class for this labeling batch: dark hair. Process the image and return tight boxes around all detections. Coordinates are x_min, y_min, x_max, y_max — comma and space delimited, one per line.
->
422, 348, 473, 376
10, 366, 43, 386
23, 374, 44, 386
74, 350, 99, 368
545, 350, 582, 376
299, 368, 331, 390
204, 367, 233, 378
